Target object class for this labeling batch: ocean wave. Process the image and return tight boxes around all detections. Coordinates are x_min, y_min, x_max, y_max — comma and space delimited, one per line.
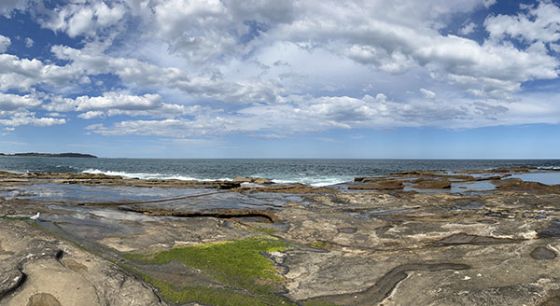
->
82, 169, 349, 186
82, 169, 232, 181
55, 164, 80, 172
271, 177, 349, 187
537, 166, 560, 170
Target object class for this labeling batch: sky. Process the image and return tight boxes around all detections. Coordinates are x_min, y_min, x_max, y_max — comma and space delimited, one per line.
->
0, 0, 560, 158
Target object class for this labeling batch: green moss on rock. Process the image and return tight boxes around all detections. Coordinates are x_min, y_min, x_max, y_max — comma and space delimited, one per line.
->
142, 275, 274, 306
126, 237, 293, 305
309, 240, 331, 250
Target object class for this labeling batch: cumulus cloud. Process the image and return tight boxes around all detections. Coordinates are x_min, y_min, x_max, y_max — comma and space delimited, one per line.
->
3, 0, 560, 134
0, 92, 64, 128
93, 91, 560, 138
420, 88, 436, 99
0, 35, 11, 53
483, 0, 496, 8
44, 92, 200, 118
459, 22, 477, 35
85, 92, 518, 137
0, 93, 41, 110
0, 53, 84, 91
24, 37, 34, 48
46, 92, 163, 112
38, 1, 126, 38
0, 0, 27, 16
48, 44, 281, 103
147, 0, 295, 63
269, 2, 558, 98
485, 2, 560, 43
0, 111, 65, 127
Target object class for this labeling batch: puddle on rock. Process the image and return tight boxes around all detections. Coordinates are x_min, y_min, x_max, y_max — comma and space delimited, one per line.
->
121, 191, 303, 213
511, 172, 560, 185
404, 180, 496, 194
1, 183, 213, 203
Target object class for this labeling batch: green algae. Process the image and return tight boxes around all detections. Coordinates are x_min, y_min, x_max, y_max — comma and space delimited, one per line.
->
141, 275, 276, 306
0, 215, 32, 221
125, 237, 295, 305
309, 240, 331, 250
303, 301, 340, 306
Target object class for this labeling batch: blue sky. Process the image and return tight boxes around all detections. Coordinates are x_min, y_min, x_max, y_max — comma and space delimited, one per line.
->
1, 0, 560, 158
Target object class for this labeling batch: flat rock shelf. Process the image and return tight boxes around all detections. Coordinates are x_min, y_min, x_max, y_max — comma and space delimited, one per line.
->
1, 167, 560, 305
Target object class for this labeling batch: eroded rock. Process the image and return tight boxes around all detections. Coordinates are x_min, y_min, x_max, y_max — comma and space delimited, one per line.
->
413, 179, 452, 189
348, 180, 404, 190
3, 170, 560, 305
531, 247, 557, 260
434, 233, 519, 247
27, 293, 61, 306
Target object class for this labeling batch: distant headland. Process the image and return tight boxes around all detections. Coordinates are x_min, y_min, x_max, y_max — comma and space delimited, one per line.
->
0, 152, 97, 158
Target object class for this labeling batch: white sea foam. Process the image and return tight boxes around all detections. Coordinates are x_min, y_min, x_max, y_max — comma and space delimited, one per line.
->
271, 177, 349, 187
82, 169, 232, 181
82, 169, 349, 186
537, 166, 560, 170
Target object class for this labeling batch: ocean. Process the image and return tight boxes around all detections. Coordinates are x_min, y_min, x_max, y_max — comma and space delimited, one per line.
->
1, 157, 560, 186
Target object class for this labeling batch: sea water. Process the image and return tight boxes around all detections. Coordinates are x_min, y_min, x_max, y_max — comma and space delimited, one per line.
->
1, 157, 560, 186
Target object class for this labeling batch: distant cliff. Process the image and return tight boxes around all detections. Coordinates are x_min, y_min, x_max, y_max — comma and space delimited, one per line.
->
0, 152, 98, 158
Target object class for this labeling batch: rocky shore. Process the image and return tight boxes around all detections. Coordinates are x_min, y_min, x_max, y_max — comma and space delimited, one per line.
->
1, 167, 560, 305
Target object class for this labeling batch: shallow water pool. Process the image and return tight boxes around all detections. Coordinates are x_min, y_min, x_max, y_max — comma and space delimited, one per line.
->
511, 172, 560, 185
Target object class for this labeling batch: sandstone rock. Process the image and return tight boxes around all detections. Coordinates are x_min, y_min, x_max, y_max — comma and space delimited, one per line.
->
233, 176, 273, 184
412, 179, 451, 189
27, 293, 61, 306
253, 177, 273, 184
233, 176, 253, 183
0, 221, 164, 306
530, 246, 557, 260
348, 180, 404, 190
493, 178, 560, 193
5, 171, 560, 306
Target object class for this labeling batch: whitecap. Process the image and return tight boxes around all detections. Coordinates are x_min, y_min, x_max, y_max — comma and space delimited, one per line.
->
82, 169, 235, 181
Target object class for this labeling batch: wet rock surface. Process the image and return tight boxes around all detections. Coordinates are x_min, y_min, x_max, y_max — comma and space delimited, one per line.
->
530, 247, 557, 260
412, 178, 452, 189
1, 168, 560, 305
26, 293, 61, 306
348, 179, 404, 190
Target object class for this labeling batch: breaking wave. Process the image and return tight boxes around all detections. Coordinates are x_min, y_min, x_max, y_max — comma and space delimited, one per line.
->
82, 169, 348, 186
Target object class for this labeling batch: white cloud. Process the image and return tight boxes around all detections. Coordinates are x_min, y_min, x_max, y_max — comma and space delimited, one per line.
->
483, 0, 496, 8
0, 111, 66, 127
20, 0, 560, 100
47, 92, 162, 112
0, 35, 11, 53
49, 44, 281, 103
45, 92, 198, 118
78, 111, 104, 119
459, 22, 477, 35
147, 0, 295, 63
0, 93, 64, 128
39, 1, 126, 38
24, 37, 33, 48
485, 2, 560, 43
4, 0, 560, 136
0, 53, 84, 91
0, 93, 41, 110
0, 0, 27, 16
86, 92, 517, 137
420, 88, 436, 99
91, 89, 560, 138
269, 2, 558, 98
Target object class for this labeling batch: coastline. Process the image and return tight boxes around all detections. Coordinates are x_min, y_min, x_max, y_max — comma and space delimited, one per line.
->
1, 166, 560, 305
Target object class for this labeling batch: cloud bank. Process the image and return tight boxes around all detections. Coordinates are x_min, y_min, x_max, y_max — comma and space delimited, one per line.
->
0, 0, 559, 138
